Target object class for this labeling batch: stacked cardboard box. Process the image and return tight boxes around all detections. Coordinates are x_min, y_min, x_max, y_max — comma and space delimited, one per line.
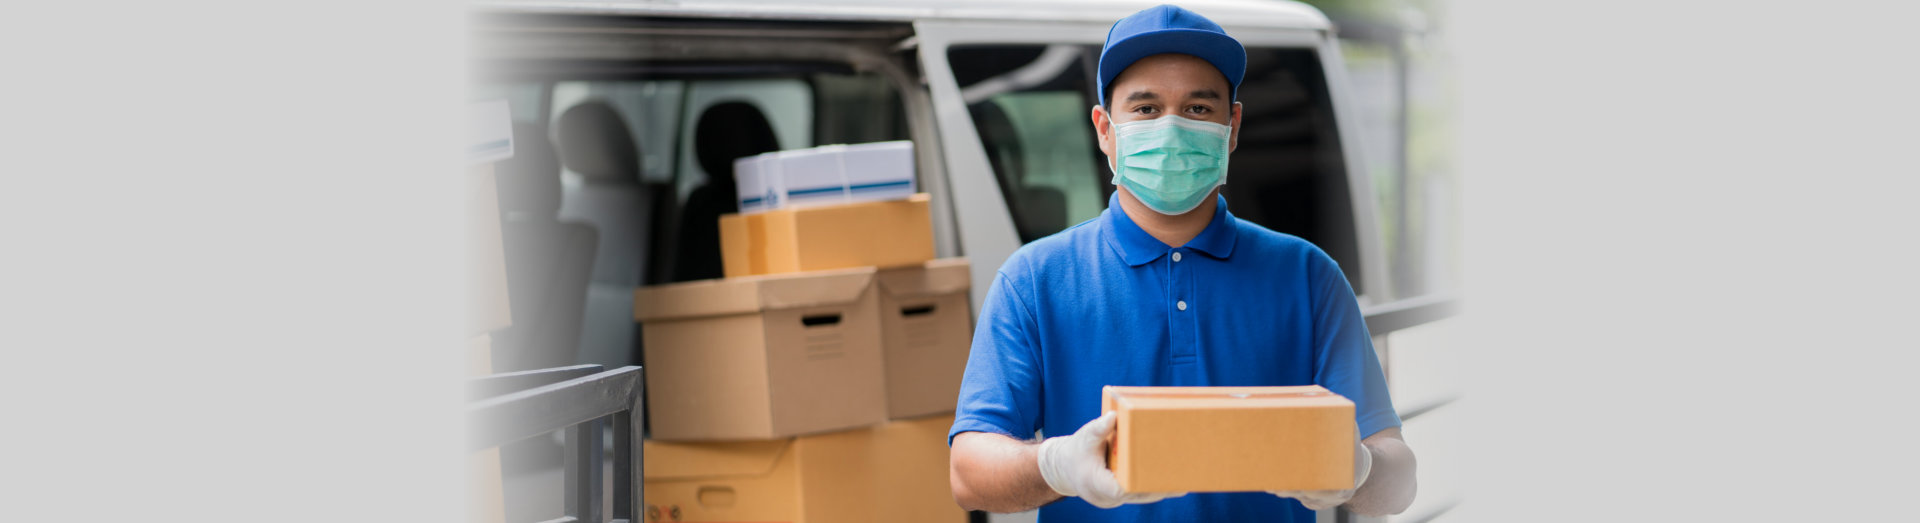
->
718, 194, 934, 278
634, 267, 890, 441
642, 414, 965, 523
467, 102, 513, 523
875, 258, 973, 419
634, 185, 971, 522
734, 140, 916, 213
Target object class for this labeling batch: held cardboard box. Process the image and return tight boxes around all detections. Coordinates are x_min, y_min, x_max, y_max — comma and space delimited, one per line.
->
634, 268, 887, 440
875, 258, 973, 419
1103, 385, 1354, 493
642, 414, 964, 523
718, 193, 935, 278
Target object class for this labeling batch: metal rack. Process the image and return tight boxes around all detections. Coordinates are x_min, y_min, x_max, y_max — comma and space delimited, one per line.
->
469, 365, 644, 523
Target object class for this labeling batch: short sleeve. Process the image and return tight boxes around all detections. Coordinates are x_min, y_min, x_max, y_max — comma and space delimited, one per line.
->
1309, 252, 1402, 439
948, 270, 1046, 445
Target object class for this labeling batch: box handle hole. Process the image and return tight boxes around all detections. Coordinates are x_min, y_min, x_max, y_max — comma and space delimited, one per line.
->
801, 314, 842, 327
697, 486, 736, 508
901, 304, 936, 317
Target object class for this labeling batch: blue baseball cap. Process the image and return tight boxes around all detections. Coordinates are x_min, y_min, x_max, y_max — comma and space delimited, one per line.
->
1097, 4, 1247, 107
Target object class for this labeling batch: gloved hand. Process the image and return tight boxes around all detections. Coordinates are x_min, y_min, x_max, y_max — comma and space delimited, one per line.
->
1037, 412, 1187, 509
1270, 428, 1373, 511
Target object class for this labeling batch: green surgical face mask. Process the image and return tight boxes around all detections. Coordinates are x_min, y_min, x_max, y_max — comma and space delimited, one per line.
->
1109, 114, 1232, 215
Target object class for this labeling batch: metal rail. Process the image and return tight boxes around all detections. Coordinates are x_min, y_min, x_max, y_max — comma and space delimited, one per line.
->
1397, 395, 1460, 423
468, 364, 605, 401
1362, 293, 1460, 337
469, 365, 644, 523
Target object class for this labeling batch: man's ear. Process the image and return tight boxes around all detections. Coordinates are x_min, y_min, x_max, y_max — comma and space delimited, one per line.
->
1229, 101, 1243, 153
1091, 104, 1117, 162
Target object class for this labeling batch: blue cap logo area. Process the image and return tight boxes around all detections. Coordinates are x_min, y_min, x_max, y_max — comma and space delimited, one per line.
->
1098, 4, 1248, 106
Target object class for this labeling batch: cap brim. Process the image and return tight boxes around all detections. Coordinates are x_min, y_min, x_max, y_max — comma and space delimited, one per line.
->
1100, 28, 1248, 105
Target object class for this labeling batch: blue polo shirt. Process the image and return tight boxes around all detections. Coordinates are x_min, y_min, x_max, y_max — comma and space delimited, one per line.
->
949, 192, 1399, 523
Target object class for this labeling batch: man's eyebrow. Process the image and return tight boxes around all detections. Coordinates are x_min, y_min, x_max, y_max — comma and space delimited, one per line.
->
1189, 88, 1223, 100
1123, 90, 1159, 103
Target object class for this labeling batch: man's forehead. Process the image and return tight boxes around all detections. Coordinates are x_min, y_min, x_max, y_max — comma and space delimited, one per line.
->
1112, 53, 1232, 94
1122, 88, 1224, 103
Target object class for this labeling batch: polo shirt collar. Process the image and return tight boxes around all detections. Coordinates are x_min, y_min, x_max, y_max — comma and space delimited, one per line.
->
1103, 191, 1238, 266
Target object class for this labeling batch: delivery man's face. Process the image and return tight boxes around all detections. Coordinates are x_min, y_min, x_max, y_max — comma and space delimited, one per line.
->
1093, 53, 1243, 163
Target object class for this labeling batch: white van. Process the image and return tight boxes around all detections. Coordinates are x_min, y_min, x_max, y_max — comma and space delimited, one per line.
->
471, 1, 1461, 521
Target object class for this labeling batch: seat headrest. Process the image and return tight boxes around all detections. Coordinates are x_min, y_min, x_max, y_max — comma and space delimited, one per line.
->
693, 101, 781, 186
556, 100, 641, 185
496, 123, 562, 218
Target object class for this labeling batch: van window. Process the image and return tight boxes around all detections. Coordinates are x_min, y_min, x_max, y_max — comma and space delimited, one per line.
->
948, 45, 1366, 295
535, 70, 909, 284
473, 65, 909, 375
947, 45, 1112, 243
1226, 47, 1365, 296
1339, 37, 1459, 299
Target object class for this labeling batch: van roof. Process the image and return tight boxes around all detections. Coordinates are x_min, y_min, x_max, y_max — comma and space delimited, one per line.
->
477, 0, 1332, 32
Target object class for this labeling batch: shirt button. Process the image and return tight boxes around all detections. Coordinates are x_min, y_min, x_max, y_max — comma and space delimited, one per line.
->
1177, 300, 1188, 311
1172, 252, 1183, 262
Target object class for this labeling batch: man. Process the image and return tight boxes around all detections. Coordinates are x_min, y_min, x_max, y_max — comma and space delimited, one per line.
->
947, 5, 1417, 522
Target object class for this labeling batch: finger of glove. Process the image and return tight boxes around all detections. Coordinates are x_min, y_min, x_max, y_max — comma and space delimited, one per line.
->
1082, 494, 1127, 509
1121, 491, 1187, 504
1352, 433, 1374, 489
1078, 412, 1117, 439
1289, 489, 1354, 511
1078, 465, 1132, 508
1299, 497, 1339, 511
1268, 490, 1315, 504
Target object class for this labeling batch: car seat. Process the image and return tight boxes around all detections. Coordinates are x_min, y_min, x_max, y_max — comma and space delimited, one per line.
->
493, 122, 599, 372
553, 100, 655, 370
673, 101, 781, 282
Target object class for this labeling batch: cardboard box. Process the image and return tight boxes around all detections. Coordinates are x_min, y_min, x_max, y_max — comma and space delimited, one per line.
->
718, 193, 935, 278
467, 334, 505, 523
468, 162, 513, 335
642, 414, 965, 523
717, 213, 758, 278
468, 100, 514, 336
1103, 385, 1354, 493
875, 258, 973, 419
833, 141, 916, 203
634, 267, 888, 440
733, 153, 774, 214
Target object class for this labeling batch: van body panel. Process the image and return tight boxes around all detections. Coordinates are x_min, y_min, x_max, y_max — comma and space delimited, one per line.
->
475, 0, 1332, 31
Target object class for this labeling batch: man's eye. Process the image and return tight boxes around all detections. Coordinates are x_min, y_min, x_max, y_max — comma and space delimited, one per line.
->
1135, 106, 1158, 115
1188, 105, 1211, 114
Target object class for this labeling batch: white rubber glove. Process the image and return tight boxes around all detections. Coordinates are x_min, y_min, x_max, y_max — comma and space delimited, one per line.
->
1270, 429, 1373, 511
1037, 412, 1187, 509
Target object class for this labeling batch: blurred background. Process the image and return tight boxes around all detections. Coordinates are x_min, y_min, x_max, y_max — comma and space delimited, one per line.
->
464, 0, 1469, 520
4, 0, 1917, 521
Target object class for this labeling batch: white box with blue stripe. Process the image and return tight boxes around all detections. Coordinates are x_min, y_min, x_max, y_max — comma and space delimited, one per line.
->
733, 140, 916, 213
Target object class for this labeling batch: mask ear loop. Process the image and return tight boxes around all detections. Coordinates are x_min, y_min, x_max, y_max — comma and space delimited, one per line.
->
1102, 111, 1121, 183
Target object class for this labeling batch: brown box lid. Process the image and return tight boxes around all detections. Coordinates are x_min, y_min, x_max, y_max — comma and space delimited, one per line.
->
875, 258, 971, 298
634, 267, 877, 322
